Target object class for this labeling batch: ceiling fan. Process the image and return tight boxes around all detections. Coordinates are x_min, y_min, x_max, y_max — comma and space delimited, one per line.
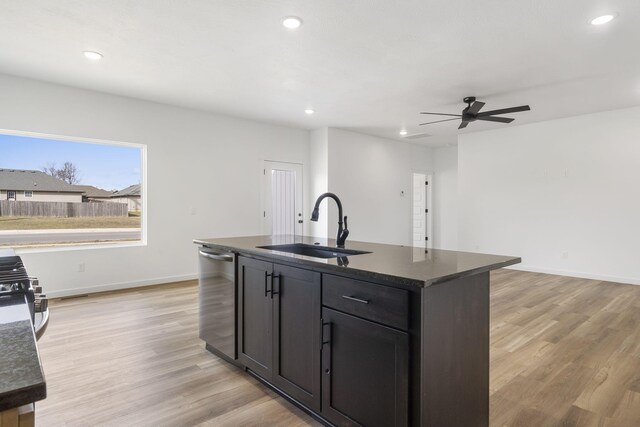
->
419, 97, 531, 129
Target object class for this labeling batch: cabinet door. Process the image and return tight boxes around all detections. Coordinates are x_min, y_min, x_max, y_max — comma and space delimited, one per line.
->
238, 256, 273, 379
321, 308, 409, 427
272, 264, 321, 411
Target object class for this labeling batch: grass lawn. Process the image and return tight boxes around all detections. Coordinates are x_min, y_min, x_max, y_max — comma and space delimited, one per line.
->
0, 216, 141, 230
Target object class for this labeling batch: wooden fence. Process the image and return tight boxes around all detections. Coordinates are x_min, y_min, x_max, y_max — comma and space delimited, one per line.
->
0, 200, 128, 217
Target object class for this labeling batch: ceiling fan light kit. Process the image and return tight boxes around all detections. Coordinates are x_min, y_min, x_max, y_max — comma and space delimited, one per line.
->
419, 96, 531, 129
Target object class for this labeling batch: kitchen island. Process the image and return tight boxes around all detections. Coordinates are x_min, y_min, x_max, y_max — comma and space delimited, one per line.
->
194, 235, 520, 427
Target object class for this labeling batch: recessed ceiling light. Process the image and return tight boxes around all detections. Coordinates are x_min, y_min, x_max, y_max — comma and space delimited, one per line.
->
399, 130, 408, 136
282, 16, 303, 30
590, 13, 617, 26
304, 108, 315, 115
83, 51, 103, 60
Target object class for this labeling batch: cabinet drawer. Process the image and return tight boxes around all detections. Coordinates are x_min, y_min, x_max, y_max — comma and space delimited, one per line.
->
322, 274, 409, 330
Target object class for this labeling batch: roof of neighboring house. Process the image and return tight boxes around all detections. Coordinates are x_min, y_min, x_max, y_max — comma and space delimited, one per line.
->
112, 184, 141, 198
0, 169, 85, 193
74, 185, 114, 198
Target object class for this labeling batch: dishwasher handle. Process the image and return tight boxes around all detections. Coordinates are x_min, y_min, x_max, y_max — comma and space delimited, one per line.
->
199, 250, 234, 262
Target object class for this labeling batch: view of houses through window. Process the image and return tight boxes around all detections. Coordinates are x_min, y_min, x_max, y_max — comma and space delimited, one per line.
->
0, 132, 144, 248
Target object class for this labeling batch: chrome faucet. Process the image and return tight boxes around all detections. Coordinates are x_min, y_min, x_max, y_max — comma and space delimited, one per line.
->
310, 192, 349, 248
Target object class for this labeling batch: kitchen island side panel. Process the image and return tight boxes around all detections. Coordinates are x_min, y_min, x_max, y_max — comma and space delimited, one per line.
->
421, 272, 490, 427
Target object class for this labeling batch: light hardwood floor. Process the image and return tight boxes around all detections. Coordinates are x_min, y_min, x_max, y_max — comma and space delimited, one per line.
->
489, 269, 640, 426
35, 270, 640, 426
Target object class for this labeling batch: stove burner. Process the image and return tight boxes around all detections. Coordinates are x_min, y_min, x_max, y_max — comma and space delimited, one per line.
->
0, 253, 40, 319
0, 282, 27, 292
0, 256, 30, 298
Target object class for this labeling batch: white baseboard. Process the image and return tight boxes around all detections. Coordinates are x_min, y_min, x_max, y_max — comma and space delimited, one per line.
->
47, 273, 198, 298
505, 264, 640, 286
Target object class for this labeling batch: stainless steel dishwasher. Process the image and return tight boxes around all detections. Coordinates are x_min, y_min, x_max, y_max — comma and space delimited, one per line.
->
198, 246, 238, 364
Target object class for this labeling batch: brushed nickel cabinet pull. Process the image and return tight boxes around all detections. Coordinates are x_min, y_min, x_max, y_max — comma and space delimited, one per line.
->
342, 295, 370, 304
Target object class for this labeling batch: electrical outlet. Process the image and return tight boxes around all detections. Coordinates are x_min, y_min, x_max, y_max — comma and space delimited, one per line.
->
190, 207, 197, 215
78, 263, 85, 273
562, 252, 569, 259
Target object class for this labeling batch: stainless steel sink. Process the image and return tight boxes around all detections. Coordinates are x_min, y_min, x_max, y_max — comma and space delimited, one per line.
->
257, 243, 370, 259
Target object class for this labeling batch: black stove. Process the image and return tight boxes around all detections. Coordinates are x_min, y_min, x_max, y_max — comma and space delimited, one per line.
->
0, 249, 48, 338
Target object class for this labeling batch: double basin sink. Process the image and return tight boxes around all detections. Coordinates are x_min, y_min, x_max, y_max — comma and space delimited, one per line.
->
257, 243, 370, 259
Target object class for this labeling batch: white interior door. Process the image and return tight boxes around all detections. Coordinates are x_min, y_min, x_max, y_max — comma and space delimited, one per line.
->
412, 173, 432, 248
263, 161, 303, 236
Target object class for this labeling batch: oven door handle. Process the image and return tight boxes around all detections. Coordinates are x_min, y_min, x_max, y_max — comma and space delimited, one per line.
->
199, 251, 234, 262
35, 308, 49, 341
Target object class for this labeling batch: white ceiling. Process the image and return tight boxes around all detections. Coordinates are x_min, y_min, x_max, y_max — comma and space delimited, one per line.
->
0, 1, 638, 147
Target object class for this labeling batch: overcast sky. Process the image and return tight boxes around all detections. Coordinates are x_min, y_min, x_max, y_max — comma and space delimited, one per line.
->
0, 133, 141, 191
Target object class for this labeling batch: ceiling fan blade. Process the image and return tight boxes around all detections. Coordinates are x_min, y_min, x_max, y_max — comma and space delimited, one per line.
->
467, 101, 485, 115
419, 112, 462, 117
476, 116, 515, 123
419, 118, 460, 126
458, 121, 469, 129
477, 105, 530, 117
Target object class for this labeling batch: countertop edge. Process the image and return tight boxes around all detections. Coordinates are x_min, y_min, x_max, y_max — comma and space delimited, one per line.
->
0, 382, 47, 412
424, 256, 522, 286
194, 239, 521, 289
0, 297, 47, 412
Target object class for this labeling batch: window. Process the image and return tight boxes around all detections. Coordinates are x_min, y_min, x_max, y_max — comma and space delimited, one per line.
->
0, 130, 145, 249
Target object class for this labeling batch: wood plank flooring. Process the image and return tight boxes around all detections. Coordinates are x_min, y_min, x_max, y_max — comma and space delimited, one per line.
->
35, 270, 640, 426
490, 269, 640, 427
35, 281, 319, 427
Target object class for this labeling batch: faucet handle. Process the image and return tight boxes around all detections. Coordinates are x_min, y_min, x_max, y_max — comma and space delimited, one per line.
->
341, 217, 349, 240
337, 216, 349, 248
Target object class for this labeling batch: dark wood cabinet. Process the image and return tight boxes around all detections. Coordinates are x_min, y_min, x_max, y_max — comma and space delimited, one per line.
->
322, 274, 410, 331
238, 256, 322, 410
321, 308, 409, 427
272, 264, 322, 411
236, 254, 486, 427
238, 257, 273, 379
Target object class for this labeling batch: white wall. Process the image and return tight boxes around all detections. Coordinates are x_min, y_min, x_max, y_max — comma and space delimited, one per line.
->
308, 128, 329, 238
0, 73, 310, 296
458, 106, 640, 284
326, 128, 433, 246
432, 145, 458, 250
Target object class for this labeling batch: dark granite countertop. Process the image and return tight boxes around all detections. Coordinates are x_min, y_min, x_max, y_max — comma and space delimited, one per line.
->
194, 235, 521, 288
0, 294, 47, 411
